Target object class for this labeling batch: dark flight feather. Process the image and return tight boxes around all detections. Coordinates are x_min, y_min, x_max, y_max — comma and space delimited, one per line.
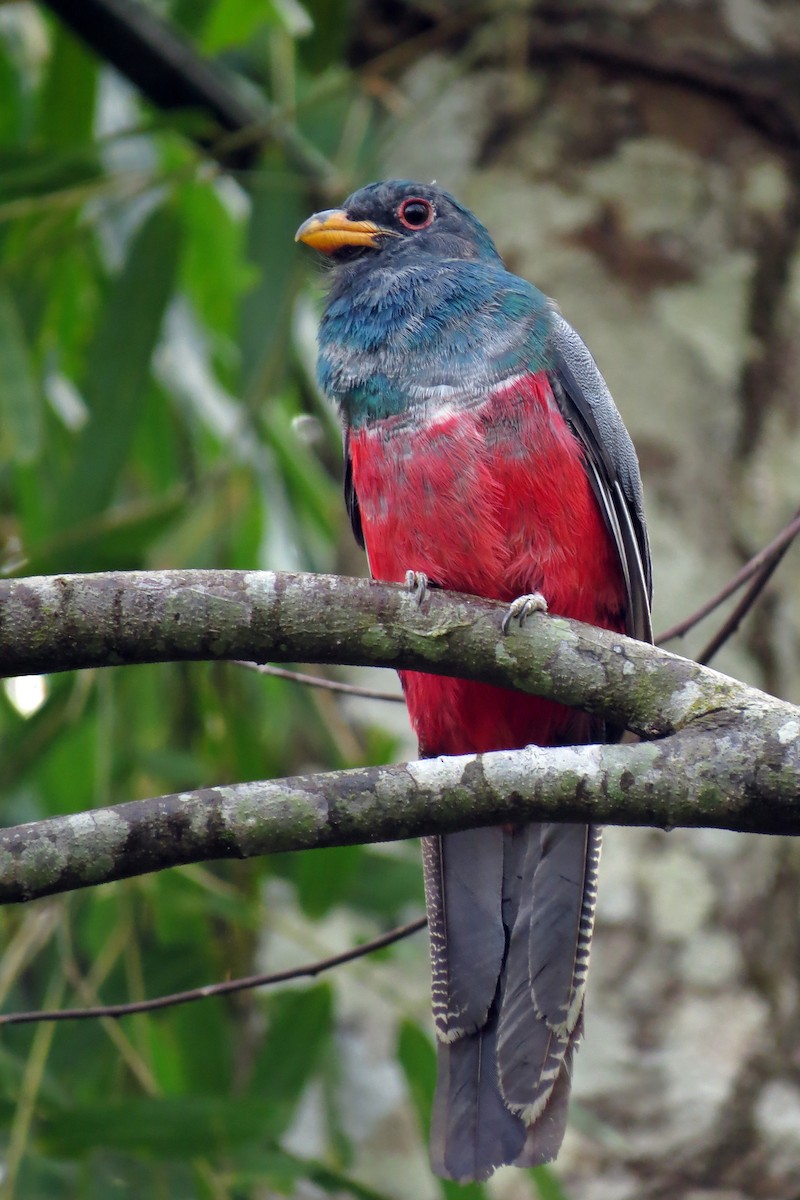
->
431, 1001, 528, 1181
547, 311, 652, 642
343, 430, 364, 549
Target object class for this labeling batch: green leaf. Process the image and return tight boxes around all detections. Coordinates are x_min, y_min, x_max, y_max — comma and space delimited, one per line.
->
347, 849, 424, 920
170, 0, 218, 38
233, 1146, 396, 1199
270, 846, 424, 921
298, 0, 349, 71
397, 1022, 488, 1200
81, 1153, 194, 1199
149, 999, 232, 1096
0, 145, 103, 211
293, 844, 364, 917
41, 1096, 274, 1158
202, 0, 277, 53
178, 180, 256, 338
241, 164, 306, 400
530, 1165, 572, 1200
19, 489, 187, 576
247, 984, 333, 1135
259, 393, 337, 542
398, 1020, 436, 1133
39, 25, 97, 148
301, 1157, 397, 1200
0, 40, 24, 145
0, 286, 41, 462
57, 204, 182, 528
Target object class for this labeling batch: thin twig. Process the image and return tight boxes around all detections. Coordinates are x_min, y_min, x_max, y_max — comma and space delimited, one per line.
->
0, 917, 427, 1027
234, 660, 404, 702
697, 548, 789, 666
656, 508, 800, 645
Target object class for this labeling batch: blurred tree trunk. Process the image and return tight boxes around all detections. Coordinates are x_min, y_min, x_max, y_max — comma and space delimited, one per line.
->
354, 3, 800, 1197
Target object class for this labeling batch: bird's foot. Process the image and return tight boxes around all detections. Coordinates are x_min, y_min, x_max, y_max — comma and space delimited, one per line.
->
405, 570, 430, 606
501, 592, 548, 635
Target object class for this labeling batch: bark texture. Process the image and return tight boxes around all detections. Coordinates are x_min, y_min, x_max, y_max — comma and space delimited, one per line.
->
1, 719, 799, 905
3, 572, 799, 906
0, 569, 758, 736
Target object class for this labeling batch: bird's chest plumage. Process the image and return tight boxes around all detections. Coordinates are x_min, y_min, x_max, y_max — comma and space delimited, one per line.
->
348, 374, 618, 615
323, 257, 627, 753
347, 374, 625, 755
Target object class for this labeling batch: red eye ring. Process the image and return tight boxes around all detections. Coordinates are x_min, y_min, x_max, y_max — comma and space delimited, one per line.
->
398, 197, 435, 230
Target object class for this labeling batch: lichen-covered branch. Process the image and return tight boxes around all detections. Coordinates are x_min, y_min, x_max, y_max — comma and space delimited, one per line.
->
0, 570, 798, 907
1, 706, 799, 905
0, 569, 764, 736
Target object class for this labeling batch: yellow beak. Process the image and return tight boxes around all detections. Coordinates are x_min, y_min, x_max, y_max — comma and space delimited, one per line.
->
294, 209, 392, 254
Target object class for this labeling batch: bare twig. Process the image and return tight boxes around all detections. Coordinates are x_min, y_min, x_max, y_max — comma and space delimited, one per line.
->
234, 660, 404, 702
697, 548, 789, 666
0, 917, 427, 1027
657, 508, 800, 645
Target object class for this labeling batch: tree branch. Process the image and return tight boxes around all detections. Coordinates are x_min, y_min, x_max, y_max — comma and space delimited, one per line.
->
1, 571, 798, 906
526, 11, 800, 153
0, 569, 756, 736
1, 723, 798, 906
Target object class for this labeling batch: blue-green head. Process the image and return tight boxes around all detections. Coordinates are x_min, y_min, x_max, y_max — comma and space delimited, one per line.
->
296, 180, 551, 426
295, 179, 502, 272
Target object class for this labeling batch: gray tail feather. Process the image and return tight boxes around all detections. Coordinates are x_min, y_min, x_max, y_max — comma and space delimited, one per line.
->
430, 1005, 528, 1181
426, 822, 598, 1182
422, 828, 506, 1042
498, 823, 596, 1117
514, 1014, 583, 1167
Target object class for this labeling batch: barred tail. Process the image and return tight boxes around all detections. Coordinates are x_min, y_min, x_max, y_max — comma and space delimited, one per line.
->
424, 822, 601, 1182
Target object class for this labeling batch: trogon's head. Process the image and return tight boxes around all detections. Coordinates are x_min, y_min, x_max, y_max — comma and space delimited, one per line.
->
296, 180, 501, 270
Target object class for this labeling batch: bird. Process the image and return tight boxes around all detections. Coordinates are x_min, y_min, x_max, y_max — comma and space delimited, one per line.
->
296, 180, 652, 1182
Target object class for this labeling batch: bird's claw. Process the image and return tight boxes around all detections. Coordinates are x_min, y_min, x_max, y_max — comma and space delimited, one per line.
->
501, 592, 548, 635
405, 570, 429, 606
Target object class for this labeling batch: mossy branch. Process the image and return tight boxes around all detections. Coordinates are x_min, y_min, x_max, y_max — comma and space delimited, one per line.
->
0, 570, 798, 905
0, 569, 756, 734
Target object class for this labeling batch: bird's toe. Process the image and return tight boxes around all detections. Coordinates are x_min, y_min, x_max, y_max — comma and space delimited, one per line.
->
405, 570, 430, 606
501, 592, 548, 635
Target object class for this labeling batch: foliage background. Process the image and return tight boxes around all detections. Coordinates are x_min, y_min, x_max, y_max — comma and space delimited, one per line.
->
1, 1, 800, 1199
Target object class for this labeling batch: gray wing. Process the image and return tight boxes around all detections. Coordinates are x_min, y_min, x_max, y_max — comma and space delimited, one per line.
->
547, 311, 653, 643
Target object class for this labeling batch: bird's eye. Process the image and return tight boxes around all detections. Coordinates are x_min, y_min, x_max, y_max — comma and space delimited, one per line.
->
398, 197, 434, 230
